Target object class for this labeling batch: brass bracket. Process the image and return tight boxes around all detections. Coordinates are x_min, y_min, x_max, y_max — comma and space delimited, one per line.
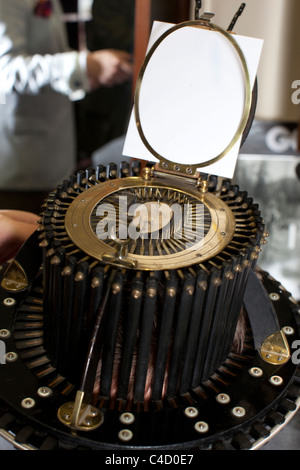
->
198, 12, 215, 23
1, 260, 28, 292
260, 330, 290, 365
102, 230, 137, 269
57, 390, 103, 432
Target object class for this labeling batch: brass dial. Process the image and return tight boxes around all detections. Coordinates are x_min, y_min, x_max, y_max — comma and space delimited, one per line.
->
65, 174, 235, 271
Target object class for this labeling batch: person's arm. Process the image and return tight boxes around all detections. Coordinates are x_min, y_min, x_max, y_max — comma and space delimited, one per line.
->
0, 210, 40, 264
0, 0, 133, 98
0, 0, 91, 98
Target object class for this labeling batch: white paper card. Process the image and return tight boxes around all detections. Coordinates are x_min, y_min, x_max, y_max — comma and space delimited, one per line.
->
123, 21, 263, 178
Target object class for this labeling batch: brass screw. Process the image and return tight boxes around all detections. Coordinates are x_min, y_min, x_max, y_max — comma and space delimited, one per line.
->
112, 283, 122, 294
143, 167, 152, 181
147, 287, 157, 298
186, 285, 194, 295
199, 180, 208, 194
198, 281, 207, 291
167, 287, 176, 297
132, 289, 142, 299
75, 272, 85, 282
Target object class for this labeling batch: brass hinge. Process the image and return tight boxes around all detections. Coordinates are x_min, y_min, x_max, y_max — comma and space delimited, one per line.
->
260, 330, 290, 365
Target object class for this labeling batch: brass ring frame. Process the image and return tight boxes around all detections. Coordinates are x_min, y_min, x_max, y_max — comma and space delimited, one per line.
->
134, 20, 252, 175
65, 176, 235, 271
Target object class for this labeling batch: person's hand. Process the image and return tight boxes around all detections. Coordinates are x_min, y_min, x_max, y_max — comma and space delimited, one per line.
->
0, 210, 40, 264
86, 49, 133, 89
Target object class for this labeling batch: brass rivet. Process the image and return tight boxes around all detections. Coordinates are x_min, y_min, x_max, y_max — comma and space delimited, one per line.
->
91, 278, 101, 288
186, 285, 194, 295
225, 272, 234, 280
198, 281, 207, 291
234, 265, 242, 273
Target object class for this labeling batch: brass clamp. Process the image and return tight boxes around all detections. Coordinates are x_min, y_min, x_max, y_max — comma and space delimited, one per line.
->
57, 390, 103, 432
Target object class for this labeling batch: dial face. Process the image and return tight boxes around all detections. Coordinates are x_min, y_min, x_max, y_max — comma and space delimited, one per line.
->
65, 176, 235, 271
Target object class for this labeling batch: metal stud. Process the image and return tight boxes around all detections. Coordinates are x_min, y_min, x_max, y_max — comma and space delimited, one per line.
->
231, 406, 246, 417
37, 387, 52, 398
120, 413, 135, 425
184, 407, 199, 418
269, 293, 280, 301
3, 298, 16, 307
5, 352, 17, 362
194, 421, 209, 433
283, 326, 294, 335
269, 375, 283, 386
216, 393, 230, 404
118, 429, 133, 442
249, 367, 263, 377
0, 329, 10, 339
21, 398, 35, 409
